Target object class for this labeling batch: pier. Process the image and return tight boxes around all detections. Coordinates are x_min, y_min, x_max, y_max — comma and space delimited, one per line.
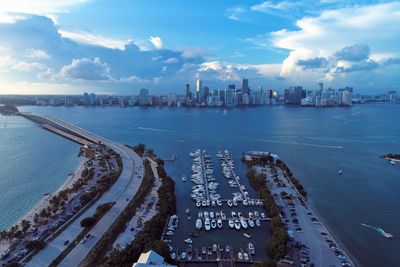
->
200, 150, 211, 201
221, 150, 247, 197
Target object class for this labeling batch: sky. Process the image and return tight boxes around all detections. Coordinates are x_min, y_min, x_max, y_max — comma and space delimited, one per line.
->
0, 0, 399, 95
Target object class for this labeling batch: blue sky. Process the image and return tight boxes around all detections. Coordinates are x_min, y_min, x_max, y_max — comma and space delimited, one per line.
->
0, 0, 399, 94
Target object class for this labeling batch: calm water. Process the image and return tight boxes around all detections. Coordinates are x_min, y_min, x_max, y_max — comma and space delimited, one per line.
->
1, 104, 399, 266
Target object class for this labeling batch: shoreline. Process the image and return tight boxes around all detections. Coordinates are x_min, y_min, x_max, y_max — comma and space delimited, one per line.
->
18, 155, 86, 225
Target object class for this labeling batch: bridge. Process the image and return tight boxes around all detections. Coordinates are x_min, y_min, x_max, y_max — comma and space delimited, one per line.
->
20, 113, 144, 267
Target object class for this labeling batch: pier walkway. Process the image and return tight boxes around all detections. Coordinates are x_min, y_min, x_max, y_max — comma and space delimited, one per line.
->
221, 150, 246, 197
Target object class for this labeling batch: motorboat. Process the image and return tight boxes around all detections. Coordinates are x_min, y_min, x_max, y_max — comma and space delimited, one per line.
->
210, 212, 215, 219
244, 233, 251, 238
212, 200, 216, 206
243, 252, 249, 261
184, 238, 192, 244
198, 211, 203, 218
196, 201, 201, 207
240, 219, 248, 229
248, 243, 255, 255
338, 170, 343, 175
181, 252, 186, 260
227, 200, 233, 207
238, 252, 243, 260
212, 244, 217, 252
243, 199, 248, 206
229, 219, 234, 228
211, 219, 217, 229
233, 199, 238, 206
231, 211, 237, 219
248, 219, 255, 228
202, 247, 206, 254
221, 211, 227, 220
226, 245, 230, 252
217, 219, 223, 228
255, 219, 261, 227
204, 211, 209, 218
260, 212, 266, 219
196, 218, 202, 229
234, 219, 241, 230
205, 219, 211, 231
170, 252, 176, 260
217, 199, 222, 206
182, 175, 187, 182
207, 247, 212, 255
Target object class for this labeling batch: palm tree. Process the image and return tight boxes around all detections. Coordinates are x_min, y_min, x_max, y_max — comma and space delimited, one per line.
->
20, 219, 31, 232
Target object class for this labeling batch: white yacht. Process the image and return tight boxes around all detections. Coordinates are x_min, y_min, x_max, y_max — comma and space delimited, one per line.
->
234, 219, 241, 230
238, 252, 243, 260
196, 218, 202, 229
228, 219, 234, 228
205, 219, 211, 231
211, 219, 217, 229
217, 219, 223, 228
248, 243, 255, 255
248, 219, 255, 228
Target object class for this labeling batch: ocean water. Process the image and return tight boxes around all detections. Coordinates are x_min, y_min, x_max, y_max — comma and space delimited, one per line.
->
1, 104, 399, 266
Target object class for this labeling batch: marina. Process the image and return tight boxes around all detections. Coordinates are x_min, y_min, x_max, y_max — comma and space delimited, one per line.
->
163, 149, 271, 264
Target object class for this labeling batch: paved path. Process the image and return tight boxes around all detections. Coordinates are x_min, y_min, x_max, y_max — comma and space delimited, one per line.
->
25, 115, 143, 267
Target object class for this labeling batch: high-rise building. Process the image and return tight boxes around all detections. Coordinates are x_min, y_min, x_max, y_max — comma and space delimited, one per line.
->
83, 92, 90, 106
167, 93, 177, 106
284, 86, 303, 104
196, 79, 203, 103
241, 78, 249, 94
65, 96, 73, 106
225, 89, 235, 107
341, 90, 352, 106
184, 84, 191, 102
203, 86, 210, 101
139, 88, 150, 105
89, 93, 96, 106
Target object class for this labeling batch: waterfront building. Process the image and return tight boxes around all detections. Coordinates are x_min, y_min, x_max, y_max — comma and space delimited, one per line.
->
225, 88, 235, 107
184, 83, 192, 103
133, 250, 176, 267
139, 88, 150, 105
241, 78, 249, 94
196, 79, 204, 103
284, 86, 304, 105
83, 92, 90, 106
341, 90, 352, 106
167, 92, 177, 106
89, 93, 96, 106
118, 96, 125, 107
65, 95, 73, 106
219, 89, 225, 105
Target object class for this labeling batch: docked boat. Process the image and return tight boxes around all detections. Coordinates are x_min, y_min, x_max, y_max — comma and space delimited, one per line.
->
196, 201, 201, 207
210, 212, 215, 219
211, 219, 217, 229
390, 160, 397, 165
260, 212, 266, 219
233, 199, 238, 206
221, 211, 227, 220
225, 245, 230, 252
181, 252, 186, 260
248, 219, 255, 228
243, 252, 249, 261
207, 247, 212, 255
217, 219, 223, 228
240, 219, 248, 229
182, 175, 187, 182
205, 219, 211, 231
238, 252, 243, 260
234, 219, 241, 230
244, 233, 251, 238
248, 243, 255, 255
227, 200, 233, 207
184, 238, 192, 244
229, 219, 234, 228
217, 199, 222, 206
202, 247, 206, 254
243, 199, 248, 206
170, 252, 176, 260
196, 218, 202, 229
255, 219, 261, 227
212, 244, 217, 252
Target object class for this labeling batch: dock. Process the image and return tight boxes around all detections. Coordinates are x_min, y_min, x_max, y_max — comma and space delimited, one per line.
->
221, 150, 246, 197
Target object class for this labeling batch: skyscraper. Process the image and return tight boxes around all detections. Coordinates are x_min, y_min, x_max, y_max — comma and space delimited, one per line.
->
196, 79, 203, 103
139, 88, 150, 105
241, 78, 249, 94
284, 86, 303, 105
184, 84, 191, 101
83, 92, 90, 106
89, 93, 96, 106
341, 90, 352, 106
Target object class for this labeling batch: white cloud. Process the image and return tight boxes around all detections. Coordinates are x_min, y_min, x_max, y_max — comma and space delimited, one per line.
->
226, 6, 247, 21
149, 36, 164, 50
25, 49, 50, 59
163, 57, 179, 64
251, 1, 297, 12
181, 47, 209, 58
0, 0, 93, 24
60, 57, 111, 80
59, 29, 129, 50
11, 61, 47, 71
269, 2, 400, 78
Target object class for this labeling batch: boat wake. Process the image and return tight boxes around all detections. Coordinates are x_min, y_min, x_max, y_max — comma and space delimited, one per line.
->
251, 137, 344, 149
361, 223, 393, 239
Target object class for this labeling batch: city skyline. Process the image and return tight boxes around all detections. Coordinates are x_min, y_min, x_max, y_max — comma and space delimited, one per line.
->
0, 1, 399, 94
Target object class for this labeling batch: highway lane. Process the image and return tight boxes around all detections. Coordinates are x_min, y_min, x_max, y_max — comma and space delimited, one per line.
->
26, 115, 143, 267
